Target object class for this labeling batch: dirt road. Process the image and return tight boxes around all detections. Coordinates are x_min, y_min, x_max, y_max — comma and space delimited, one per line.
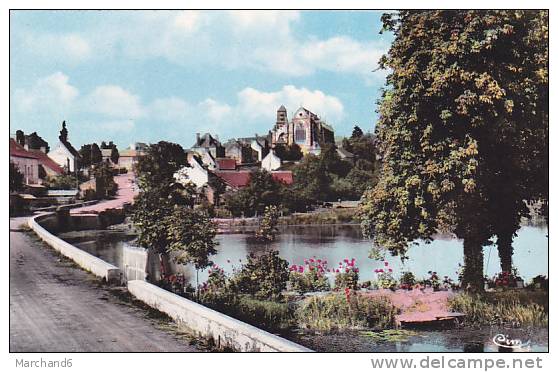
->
9, 217, 200, 352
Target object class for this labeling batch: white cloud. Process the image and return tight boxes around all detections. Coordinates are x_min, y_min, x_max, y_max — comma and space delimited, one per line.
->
173, 11, 202, 32
14, 72, 79, 112
85, 85, 144, 119
23, 33, 91, 63
97, 119, 135, 133
149, 97, 190, 121
18, 11, 387, 78
199, 98, 232, 122
237, 85, 344, 122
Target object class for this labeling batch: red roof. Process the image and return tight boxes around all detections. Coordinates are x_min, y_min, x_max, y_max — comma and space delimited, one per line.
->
271, 171, 293, 185
29, 149, 65, 175
216, 157, 237, 170
213, 171, 251, 188
213, 170, 294, 188
10, 139, 39, 159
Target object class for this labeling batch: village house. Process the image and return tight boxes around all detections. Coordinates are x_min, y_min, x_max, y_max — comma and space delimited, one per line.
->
14, 130, 65, 177
261, 150, 282, 171
118, 142, 148, 171
270, 105, 335, 155
10, 138, 40, 185
48, 121, 81, 173
192, 133, 225, 159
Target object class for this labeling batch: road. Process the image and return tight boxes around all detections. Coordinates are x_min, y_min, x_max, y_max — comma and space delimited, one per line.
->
9, 217, 199, 352
71, 173, 138, 214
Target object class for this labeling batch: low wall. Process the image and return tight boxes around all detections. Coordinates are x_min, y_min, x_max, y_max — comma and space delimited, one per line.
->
127, 280, 312, 352
28, 213, 122, 283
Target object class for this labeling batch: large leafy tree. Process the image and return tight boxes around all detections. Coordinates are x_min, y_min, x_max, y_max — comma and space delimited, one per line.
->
360, 10, 548, 291
166, 205, 218, 296
131, 141, 201, 279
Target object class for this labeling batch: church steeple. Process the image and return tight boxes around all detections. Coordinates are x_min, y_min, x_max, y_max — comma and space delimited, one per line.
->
275, 105, 288, 128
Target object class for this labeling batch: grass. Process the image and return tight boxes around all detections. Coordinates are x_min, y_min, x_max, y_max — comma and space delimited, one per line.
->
295, 293, 398, 331
448, 290, 548, 328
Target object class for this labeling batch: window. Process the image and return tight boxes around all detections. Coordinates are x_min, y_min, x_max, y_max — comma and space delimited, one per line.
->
295, 125, 306, 143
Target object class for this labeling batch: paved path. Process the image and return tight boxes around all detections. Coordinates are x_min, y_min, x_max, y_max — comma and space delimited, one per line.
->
9, 217, 199, 352
71, 173, 138, 214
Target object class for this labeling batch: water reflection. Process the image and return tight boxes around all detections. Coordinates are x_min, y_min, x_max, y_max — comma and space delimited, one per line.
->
60, 224, 548, 287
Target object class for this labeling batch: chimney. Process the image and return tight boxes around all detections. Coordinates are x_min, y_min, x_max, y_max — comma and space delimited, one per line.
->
196, 133, 200, 145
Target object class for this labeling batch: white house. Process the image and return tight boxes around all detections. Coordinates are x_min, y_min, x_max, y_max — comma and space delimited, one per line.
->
48, 121, 80, 173
262, 150, 282, 171
174, 156, 209, 189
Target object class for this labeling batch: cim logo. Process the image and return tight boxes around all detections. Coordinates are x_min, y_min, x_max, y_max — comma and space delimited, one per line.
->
492, 334, 531, 350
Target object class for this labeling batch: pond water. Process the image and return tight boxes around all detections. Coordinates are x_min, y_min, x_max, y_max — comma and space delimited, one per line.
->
59, 223, 548, 287
57, 223, 548, 352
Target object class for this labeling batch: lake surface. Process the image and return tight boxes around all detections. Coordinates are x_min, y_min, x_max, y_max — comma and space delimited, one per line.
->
58, 223, 548, 352
59, 224, 548, 286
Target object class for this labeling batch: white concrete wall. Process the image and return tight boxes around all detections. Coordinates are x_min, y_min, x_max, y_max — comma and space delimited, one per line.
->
127, 280, 312, 352
28, 213, 121, 283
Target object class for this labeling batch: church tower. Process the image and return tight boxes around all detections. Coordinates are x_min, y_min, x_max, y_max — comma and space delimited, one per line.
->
275, 105, 288, 128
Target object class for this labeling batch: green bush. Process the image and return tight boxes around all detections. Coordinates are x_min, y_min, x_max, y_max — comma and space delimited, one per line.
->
296, 293, 398, 331
230, 250, 289, 300
289, 270, 330, 293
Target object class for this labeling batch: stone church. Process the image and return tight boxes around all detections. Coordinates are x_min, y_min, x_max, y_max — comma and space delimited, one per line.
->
270, 105, 335, 155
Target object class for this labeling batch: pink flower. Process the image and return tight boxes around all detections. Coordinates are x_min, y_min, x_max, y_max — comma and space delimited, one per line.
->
336, 269, 340, 273
384, 261, 389, 267
388, 268, 393, 272
345, 268, 350, 273
310, 258, 315, 263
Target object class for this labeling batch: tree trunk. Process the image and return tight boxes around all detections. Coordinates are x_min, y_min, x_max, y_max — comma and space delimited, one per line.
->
496, 232, 514, 274
158, 252, 171, 281
462, 236, 484, 292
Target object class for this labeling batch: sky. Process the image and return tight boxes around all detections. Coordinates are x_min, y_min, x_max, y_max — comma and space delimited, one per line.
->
10, 10, 393, 150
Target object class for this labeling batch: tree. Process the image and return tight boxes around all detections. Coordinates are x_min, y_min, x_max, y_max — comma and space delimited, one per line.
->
79, 144, 92, 169
255, 205, 280, 242
166, 205, 218, 299
93, 162, 117, 198
351, 125, 364, 139
131, 141, 197, 279
59, 121, 68, 142
91, 143, 102, 165
16, 130, 25, 147
135, 141, 188, 191
9, 163, 24, 192
110, 146, 119, 165
223, 169, 283, 217
274, 143, 303, 161
359, 10, 548, 291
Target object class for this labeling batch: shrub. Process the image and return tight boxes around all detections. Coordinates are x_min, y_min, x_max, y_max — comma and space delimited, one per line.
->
374, 261, 397, 289
334, 258, 359, 290
399, 271, 416, 290
295, 293, 398, 331
230, 250, 289, 300
288, 258, 330, 293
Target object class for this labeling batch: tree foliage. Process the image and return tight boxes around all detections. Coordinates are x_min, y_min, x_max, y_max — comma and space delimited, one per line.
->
359, 10, 548, 291
9, 163, 24, 192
